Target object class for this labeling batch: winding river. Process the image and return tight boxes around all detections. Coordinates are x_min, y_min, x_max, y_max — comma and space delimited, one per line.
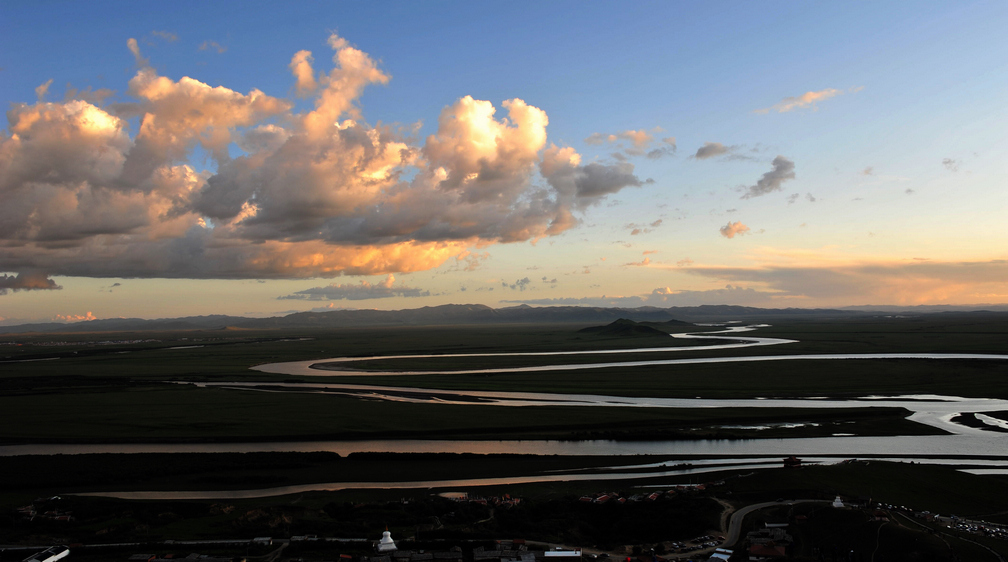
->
13, 324, 1008, 498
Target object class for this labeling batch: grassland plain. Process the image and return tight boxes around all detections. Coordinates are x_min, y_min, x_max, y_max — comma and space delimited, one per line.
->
3, 313, 1008, 560
0, 384, 932, 442
2, 315, 1008, 443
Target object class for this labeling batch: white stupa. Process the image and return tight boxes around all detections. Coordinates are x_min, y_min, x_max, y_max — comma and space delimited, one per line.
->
832, 495, 844, 508
377, 529, 397, 552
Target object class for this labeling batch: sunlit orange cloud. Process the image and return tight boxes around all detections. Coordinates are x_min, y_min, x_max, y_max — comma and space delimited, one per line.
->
0, 33, 646, 290
754, 88, 845, 114
719, 221, 750, 238
53, 311, 97, 322
237, 239, 473, 278
288, 50, 319, 96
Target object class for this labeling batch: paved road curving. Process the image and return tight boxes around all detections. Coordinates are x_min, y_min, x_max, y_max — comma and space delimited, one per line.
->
724, 500, 829, 547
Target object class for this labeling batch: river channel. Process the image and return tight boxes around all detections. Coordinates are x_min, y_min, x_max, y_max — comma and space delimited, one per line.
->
11, 325, 1008, 498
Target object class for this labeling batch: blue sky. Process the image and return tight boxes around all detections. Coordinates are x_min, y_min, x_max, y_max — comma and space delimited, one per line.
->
1, 1, 1007, 323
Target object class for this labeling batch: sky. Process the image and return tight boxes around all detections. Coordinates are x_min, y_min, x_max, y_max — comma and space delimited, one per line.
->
1, 1, 1007, 323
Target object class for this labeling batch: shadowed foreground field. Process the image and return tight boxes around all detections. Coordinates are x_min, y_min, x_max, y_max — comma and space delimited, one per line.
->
2, 457, 1007, 560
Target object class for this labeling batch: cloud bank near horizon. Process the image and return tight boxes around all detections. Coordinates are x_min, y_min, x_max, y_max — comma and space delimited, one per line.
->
506, 259, 1008, 308
278, 274, 430, 301
0, 33, 644, 291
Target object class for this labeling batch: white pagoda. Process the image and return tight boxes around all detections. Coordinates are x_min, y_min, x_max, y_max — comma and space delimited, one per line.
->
377, 529, 397, 552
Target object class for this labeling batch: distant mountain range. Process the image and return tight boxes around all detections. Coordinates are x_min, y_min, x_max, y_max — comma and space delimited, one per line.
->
2, 303, 1008, 334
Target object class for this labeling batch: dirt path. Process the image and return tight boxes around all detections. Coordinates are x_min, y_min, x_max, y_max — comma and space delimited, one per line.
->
714, 498, 736, 533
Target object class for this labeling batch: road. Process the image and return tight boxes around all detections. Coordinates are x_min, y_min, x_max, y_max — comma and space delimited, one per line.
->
724, 500, 829, 547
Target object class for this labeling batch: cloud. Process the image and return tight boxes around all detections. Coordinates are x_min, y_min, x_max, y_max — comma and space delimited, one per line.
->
694, 142, 729, 160
626, 218, 662, 235
691, 141, 754, 162
503, 277, 532, 291
53, 311, 97, 322
719, 221, 750, 239
0, 272, 62, 295
585, 129, 652, 148
786, 192, 815, 205
35, 79, 54, 101
63, 85, 115, 105
450, 251, 490, 272
502, 284, 771, 307
101, 281, 122, 293
199, 40, 227, 54
755, 88, 843, 114
149, 30, 178, 43
942, 158, 960, 172
289, 50, 318, 96
278, 274, 429, 301
677, 258, 693, 267
740, 156, 795, 199
127, 38, 148, 66
646, 137, 677, 159
585, 129, 674, 159
574, 162, 645, 196
540, 147, 644, 224
0, 34, 647, 287
682, 260, 1008, 305
309, 303, 357, 312
512, 260, 1008, 308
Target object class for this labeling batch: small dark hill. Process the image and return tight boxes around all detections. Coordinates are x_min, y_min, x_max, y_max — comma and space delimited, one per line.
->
577, 318, 672, 337
644, 319, 695, 328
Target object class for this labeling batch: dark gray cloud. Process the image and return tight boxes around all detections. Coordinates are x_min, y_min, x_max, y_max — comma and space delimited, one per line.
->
694, 142, 730, 160
502, 277, 532, 291
574, 162, 643, 197
278, 275, 429, 301
0, 272, 62, 295
692, 141, 755, 161
740, 156, 795, 199
646, 137, 677, 159
787, 191, 816, 205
